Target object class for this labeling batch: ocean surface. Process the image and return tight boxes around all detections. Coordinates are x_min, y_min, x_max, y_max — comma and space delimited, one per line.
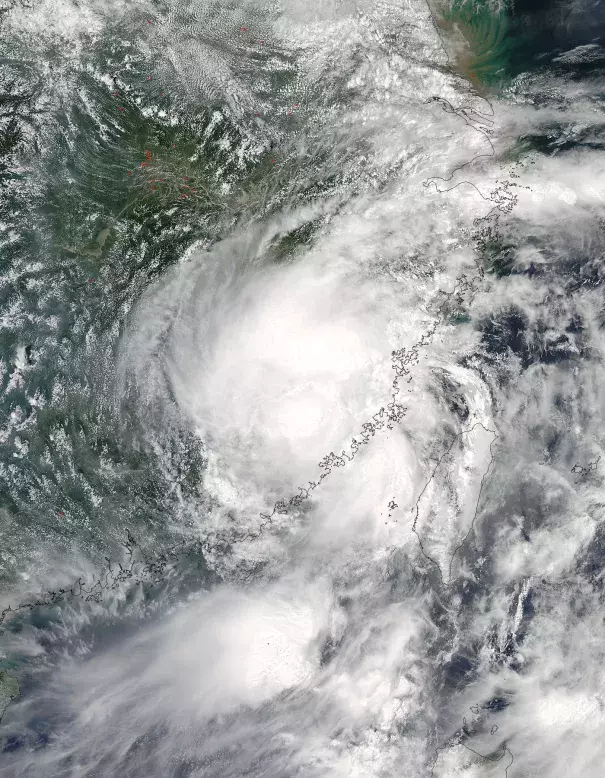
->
1, 0, 605, 775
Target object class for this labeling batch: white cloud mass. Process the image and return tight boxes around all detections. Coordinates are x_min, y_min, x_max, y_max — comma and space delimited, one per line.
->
2, 0, 605, 776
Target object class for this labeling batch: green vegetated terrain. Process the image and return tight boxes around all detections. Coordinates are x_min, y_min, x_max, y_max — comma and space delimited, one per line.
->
0, 671, 19, 723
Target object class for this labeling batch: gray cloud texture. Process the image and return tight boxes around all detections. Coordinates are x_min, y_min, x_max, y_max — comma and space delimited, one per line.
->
2, 0, 605, 776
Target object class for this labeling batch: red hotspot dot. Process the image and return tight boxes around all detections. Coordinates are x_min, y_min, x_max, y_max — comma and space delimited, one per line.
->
271, 158, 276, 163
160, 92, 164, 96
260, 40, 265, 45
127, 170, 132, 175
148, 76, 153, 81
59, 511, 65, 516
241, 26, 247, 31
89, 278, 95, 283
118, 106, 124, 111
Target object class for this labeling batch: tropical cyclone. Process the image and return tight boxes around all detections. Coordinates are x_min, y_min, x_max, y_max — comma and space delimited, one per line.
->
3, 0, 605, 774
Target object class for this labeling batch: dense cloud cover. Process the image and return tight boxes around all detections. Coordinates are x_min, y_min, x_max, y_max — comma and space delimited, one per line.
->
1, 0, 605, 776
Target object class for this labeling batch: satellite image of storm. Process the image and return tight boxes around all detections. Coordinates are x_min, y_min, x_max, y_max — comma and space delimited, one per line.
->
0, 0, 604, 775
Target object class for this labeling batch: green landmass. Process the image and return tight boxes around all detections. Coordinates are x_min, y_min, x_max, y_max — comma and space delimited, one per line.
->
0, 670, 19, 722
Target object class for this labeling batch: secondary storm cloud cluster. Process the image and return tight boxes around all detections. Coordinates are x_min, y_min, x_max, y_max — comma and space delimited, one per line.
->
1, 0, 605, 776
